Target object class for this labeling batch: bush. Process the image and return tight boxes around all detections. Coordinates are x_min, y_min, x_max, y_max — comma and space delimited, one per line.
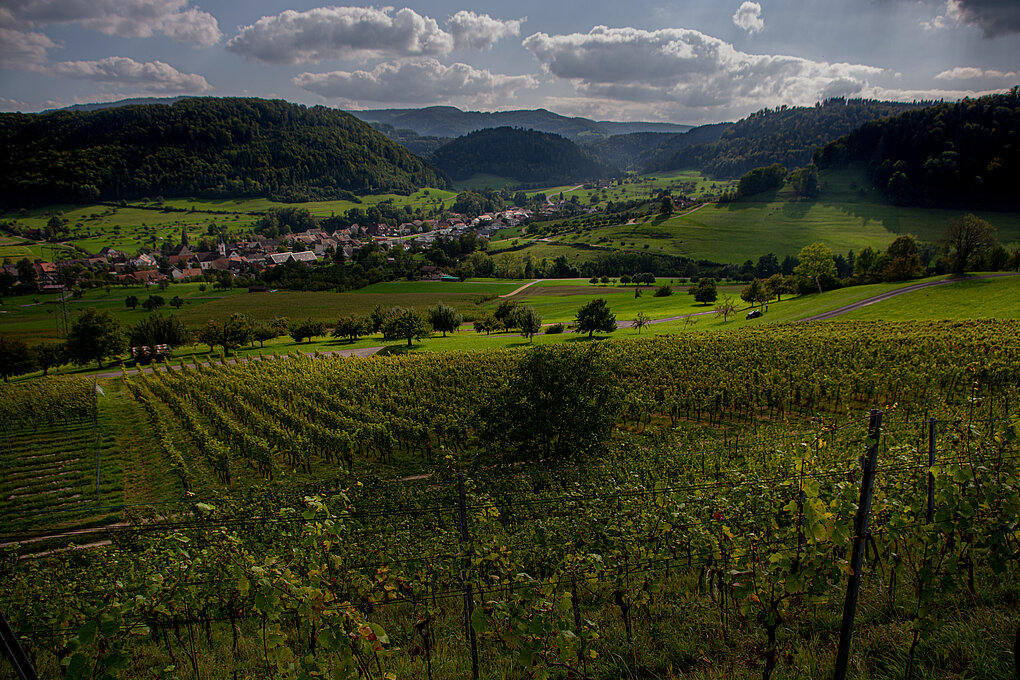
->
653, 284, 673, 297
544, 323, 565, 334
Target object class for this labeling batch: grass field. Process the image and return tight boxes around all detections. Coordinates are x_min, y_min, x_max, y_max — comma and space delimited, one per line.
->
504, 168, 1020, 265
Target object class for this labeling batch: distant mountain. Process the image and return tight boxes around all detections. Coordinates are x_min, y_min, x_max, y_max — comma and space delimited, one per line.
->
646, 98, 928, 178
581, 123, 731, 172
350, 106, 692, 141
0, 97, 450, 207
815, 89, 1020, 208
428, 127, 619, 184
367, 122, 449, 157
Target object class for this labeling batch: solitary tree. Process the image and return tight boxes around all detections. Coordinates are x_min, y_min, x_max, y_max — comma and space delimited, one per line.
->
882, 234, 925, 281
518, 305, 542, 342
170, 296, 184, 309
794, 243, 837, 294
741, 279, 769, 309
693, 278, 718, 305
253, 324, 279, 348
633, 311, 651, 333
66, 308, 127, 367
574, 298, 617, 338
125, 295, 139, 310
382, 309, 432, 347
764, 274, 794, 302
428, 302, 463, 337
714, 295, 738, 322
142, 295, 165, 312
944, 213, 997, 274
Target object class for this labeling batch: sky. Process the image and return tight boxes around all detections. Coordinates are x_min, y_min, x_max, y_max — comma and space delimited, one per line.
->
0, 0, 1017, 124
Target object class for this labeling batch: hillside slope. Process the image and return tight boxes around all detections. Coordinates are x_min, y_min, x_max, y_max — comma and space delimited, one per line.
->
647, 98, 925, 178
0, 97, 451, 206
429, 127, 619, 184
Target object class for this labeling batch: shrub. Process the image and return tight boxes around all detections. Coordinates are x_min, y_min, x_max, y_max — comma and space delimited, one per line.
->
653, 284, 673, 297
544, 323, 565, 334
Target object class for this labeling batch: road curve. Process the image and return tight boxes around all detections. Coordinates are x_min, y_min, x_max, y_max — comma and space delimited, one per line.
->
799, 272, 1018, 322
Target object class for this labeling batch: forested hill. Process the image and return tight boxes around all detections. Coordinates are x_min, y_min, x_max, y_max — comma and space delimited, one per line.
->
0, 97, 451, 207
645, 98, 926, 178
352, 106, 691, 140
814, 89, 1020, 209
581, 123, 731, 172
428, 127, 619, 184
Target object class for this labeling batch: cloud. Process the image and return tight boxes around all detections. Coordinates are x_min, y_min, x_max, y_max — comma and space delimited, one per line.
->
522, 26, 883, 119
447, 10, 522, 50
294, 58, 538, 105
946, 0, 1020, 37
934, 66, 1017, 80
0, 24, 58, 69
0, 0, 221, 46
0, 95, 30, 111
227, 6, 521, 65
50, 56, 212, 93
732, 2, 764, 34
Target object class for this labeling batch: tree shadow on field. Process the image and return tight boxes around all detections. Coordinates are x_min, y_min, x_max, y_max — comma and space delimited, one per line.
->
563, 335, 612, 343
376, 343, 426, 356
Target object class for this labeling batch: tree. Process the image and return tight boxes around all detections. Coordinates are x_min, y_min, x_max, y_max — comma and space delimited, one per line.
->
197, 314, 252, 355
633, 272, 656, 288
289, 318, 326, 343
764, 274, 794, 302
473, 314, 499, 335
479, 345, 623, 462
66, 308, 126, 367
130, 314, 190, 348
125, 295, 139, 310
633, 311, 651, 333
659, 194, 674, 215
794, 243, 837, 294
141, 295, 165, 313
574, 298, 616, 338
332, 316, 369, 342
0, 336, 36, 381
253, 324, 279, 348
714, 295, 738, 322
494, 300, 521, 332
693, 278, 718, 305
16, 259, 36, 289
32, 343, 63, 376
741, 279, 769, 309
882, 234, 925, 281
789, 165, 820, 198
170, 296, 184, 309
428, 302, 463, 337
382, 309, 432, 347
944, 213, 997, 274
518, 305, 542, 342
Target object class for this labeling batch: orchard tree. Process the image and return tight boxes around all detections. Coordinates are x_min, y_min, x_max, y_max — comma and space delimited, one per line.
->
130, 314, 190, 348
518, 305, 542, 342
142, 295, 165, 312
382, 309, 432, 347
125, 295, 139, 310
741, 279, 769, 309
574, 298, 616, 338
428, 302, 463, 337
944, 213, 997, 274
66, 308, 127, 367
794, 243, 836, 294
494, 300, 521, 332
32, 343, 64, 376
197, 313, 252, 355
288, 318, 326, 343
473, 313, 499, 335
693, 277, 718, 305
764, 274, 794, 302
332, 316, 369, 342
714, 295, 738, 322
253, 324, 279, 348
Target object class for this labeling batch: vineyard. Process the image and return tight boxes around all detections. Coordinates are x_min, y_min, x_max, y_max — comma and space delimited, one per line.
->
1, 320, 1019, 679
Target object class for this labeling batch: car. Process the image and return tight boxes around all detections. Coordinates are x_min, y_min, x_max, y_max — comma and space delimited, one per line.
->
746, 309, 762, 319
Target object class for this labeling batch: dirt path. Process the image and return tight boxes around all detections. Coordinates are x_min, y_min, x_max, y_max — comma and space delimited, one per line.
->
500, 279, 542, 298
798, 273, 1019, 322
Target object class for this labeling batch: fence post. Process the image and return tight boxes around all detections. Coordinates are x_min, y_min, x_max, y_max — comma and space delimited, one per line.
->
833, 409, 882, 680
927, 418, 936, 524
0, 609, 38, 680
456, 472, 480, 680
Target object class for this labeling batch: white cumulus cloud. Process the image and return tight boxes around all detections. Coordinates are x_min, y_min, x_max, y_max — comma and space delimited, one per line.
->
934, 66, 1017, 80
227, 6, 521, 65
294, 58, 538, 105
0, 0, 221, 46
0, 24, 58, 69
51, 56, 212, 93
732, 2, 764, 34
522, 26, 883, 120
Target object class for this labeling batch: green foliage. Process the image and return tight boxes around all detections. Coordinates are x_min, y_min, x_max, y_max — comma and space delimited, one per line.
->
0, 336, 35, 381
288, 318, 326, 343
141, 295, 165, 312
427, 302, 463, 337
740, 278, 769, 307
944, 213, 998, 274
480, 344, 623, 461
693, 277, 718, 304
652, 284, 673, 297
518, 305, 543, 342
65, 307, 126, 367
129, 314, 190, 348
794, 243, 837, 293
124, 295, 138, 310
196, 313, 253, 355
573, 298, 617, 337
789, 164, 820, 198
0, 97, 450, 207
820, 89, 1020, 208
429, 127, 618, 184
381, 308, 432, 346
881, 234, 925, 281
332, 315, 370, 342
737, 163, 787, 198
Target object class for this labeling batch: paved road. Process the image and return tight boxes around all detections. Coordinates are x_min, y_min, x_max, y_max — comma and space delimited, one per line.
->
798, 272, 1018, 322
